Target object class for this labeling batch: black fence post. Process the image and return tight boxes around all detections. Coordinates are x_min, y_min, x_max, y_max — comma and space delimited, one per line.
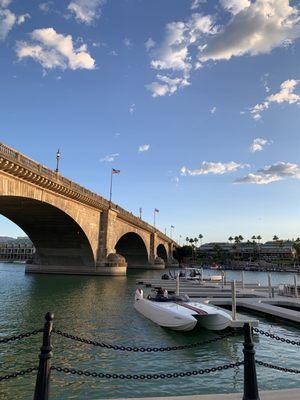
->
33, 312, 54, 400
243, 323, 260, 400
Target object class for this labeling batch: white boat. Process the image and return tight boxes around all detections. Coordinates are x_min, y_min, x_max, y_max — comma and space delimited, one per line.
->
134, 289, 232, 331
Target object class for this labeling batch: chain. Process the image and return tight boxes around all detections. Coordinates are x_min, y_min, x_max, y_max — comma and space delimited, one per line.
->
0, 367, 38, 382
0, 329, 43, 344
253, 328, 300, 346
51, 361, 242, 380
52, 329, 235, 352
256, 360, 300, 374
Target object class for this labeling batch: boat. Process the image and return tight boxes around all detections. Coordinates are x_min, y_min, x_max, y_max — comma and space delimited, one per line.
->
162, 268, 222, 282
134, 288, 232, 331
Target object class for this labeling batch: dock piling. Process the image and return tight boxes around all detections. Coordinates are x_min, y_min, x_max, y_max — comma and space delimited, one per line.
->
268, 274, 272, 298
243, 323, 260, 400
34, 312, 54, 400
231, 280, 237, 321
294, 275, 298, 298
242, 271, 245, 289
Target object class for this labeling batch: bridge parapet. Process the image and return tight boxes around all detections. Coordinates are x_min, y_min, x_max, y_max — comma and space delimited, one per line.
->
0, 143, 178, 247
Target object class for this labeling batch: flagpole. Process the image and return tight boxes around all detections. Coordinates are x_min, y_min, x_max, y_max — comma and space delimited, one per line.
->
109, 169, 113, 203
153, 209, 156, 227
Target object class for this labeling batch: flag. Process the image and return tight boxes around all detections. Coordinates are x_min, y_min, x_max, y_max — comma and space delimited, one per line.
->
171, 225, 175, 228
112, 169, 121, 174
154, 208, 159, 212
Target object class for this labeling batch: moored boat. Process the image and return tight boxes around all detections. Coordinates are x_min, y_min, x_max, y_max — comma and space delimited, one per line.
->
134, 288, 232, 331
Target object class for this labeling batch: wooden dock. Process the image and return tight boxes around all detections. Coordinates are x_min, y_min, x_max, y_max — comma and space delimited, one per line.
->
136, 278, 300, 324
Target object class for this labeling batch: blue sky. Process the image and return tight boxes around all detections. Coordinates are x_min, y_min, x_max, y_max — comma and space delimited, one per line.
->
1, 0, 300, 243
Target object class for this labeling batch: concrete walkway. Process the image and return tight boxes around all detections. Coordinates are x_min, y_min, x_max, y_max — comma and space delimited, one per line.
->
117, 388, 300, 399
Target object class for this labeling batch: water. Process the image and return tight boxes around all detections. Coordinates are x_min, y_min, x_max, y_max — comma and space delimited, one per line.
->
0, 263, 299, 399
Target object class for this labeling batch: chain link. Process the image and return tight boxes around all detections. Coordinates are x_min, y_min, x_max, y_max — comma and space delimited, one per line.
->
51, 361, 242, 380
0, 329, 43, 344
0, 367, 38, 382
52, 328, 235, 352
256, 360, 300, 374
253, 328, 300, 346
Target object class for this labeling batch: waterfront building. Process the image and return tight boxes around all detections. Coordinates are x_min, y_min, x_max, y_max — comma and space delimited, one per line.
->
0, 237, 35, 262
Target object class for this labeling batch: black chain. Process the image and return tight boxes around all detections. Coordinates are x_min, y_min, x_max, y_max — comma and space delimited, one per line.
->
0, 367, 38, 382
256, 360, 300, 374
52, 329, 235, 352
253, 328, 300, 346
51, 361, 242, 380
0, 329, 43, 344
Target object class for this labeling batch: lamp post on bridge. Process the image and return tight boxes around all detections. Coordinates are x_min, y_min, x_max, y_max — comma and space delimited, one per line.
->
55, 149, 61, 173
153, 208, 159, 228
139, 207, 142, 219
109, 168, 121, 204
170, 225, 175, 239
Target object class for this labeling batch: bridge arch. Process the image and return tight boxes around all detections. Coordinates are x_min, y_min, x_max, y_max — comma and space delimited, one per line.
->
0, 196, 95, 267
115, 232, 149, 268
157, 243, 168, 264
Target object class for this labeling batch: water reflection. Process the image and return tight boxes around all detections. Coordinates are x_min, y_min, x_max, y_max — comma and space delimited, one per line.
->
0, 264, 299, 400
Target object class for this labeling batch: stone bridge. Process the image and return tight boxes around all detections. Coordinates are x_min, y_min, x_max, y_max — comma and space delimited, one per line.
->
0, 143, 178, 275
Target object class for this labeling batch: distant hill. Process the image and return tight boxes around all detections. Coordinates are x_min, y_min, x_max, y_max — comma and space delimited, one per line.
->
0, 236, 16, 243
0, 236, 32, 244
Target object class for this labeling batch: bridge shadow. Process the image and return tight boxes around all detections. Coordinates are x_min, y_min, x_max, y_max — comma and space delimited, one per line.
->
0, 196, 95, 268
115, 232, 149, 268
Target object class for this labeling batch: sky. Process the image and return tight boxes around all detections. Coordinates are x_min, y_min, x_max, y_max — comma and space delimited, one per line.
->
1, 0, 300, 244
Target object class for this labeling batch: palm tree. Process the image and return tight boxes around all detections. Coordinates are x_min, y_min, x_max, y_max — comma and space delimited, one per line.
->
199, 234, 203, 245
234, 236, 240, 243
238, 235, 244, 242
257, 235, 262, 243
228, 236, 233, 243
185, 237, 189, 245
273, 235, 279, 241
251, 235, 256, 242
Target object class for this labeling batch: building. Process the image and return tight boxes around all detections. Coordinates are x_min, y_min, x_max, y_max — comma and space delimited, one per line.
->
0, 237, 35, 262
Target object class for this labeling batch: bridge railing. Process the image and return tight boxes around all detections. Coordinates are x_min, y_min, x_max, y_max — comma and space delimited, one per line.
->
0, 142, 177, 244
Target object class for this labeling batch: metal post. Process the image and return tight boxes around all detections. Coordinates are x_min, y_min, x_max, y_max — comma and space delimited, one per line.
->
242, 271, 245, 289
243, 323, 260, 400
231, 280, 237, 320
294, 274, 298, 298
34, 312, 54, 400
200, 267, 203, 284
176, 273, 180, 295
268, 273, 272, 298
224, 271, 227, 286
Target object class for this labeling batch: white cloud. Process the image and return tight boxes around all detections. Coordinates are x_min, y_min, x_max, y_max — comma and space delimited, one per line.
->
68, 0, 106, 24
16, 28, 95, 70
191, 0, 206, 10
180, 161, 248, 176
210, 106, 216, 114
220, 0, 250, 15
0, 8, 15, 40
145, 37, 155, 51
147, 1, 300, 97
0, 0, 11, 7
100, 153, 119, 162
129, 103, 135, 114
138, 144, 150, 152
146, 74, 189, 97
123, 37, 132, 48
200, 0, 300, 62
17, 13, 30, 25
250, 79, 300, 119
235, 161, 300, 185
39, 2, 53, 13
250, 137, 271, 152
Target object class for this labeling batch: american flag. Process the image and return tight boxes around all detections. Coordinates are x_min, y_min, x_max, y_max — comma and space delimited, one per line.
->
112, 169, 121, 174
154, 208, 159, 212
171, 225, 175, 228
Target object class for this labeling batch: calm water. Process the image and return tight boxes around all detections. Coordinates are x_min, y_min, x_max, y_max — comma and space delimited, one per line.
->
0, 263, 299, 399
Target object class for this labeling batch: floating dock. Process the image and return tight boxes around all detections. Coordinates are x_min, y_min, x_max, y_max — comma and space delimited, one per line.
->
136, 278, 300, 325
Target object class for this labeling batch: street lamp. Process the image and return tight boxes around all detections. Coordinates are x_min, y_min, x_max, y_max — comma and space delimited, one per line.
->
170, 225, 175, 239
55, 149, 61, 173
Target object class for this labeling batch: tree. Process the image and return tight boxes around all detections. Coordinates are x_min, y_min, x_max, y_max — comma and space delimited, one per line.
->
238, 235, 244, 242
257, 235, 262, 243
228, 236, 233, 243
234, 236, 240, 243
251, 235, 256, 242
273, 235, 279, 241
185, 237, 189, 245
199, 234, 203, 245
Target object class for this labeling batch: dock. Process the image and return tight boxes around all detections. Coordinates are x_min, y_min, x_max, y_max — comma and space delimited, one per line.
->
136, 277, 300, 325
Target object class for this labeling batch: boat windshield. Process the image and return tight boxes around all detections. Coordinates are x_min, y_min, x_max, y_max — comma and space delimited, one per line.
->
148, 290, 190, 303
